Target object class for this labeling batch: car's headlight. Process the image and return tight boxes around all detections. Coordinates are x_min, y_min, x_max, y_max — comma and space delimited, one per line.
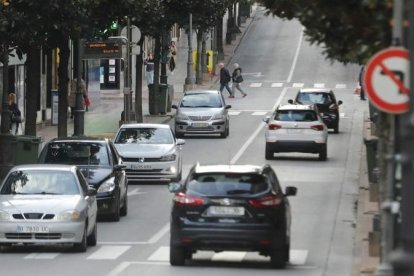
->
56, 210, 81, 221
160, 154, 176, 161
98, 177, 116, 193
0, 210, 11, 221
176, 113, 190, 120
211, 113, 225, 120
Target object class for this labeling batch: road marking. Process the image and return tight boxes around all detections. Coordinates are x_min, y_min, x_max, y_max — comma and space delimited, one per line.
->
314, 83, 325, 88
250, 83, 262, 88
252, 111, 268, 116
340, 112, 345, 117
292, 83, 304, 88
271, 82, 284, 87
211, 251, 246, 262
228, 111, 241, 116
287, 27, 304, 82
147, 223, 169, 244
289, 249, 308, 265
24, 253, 59, 259
127, 188, 145, 197
87, 245, 130, 260
335, 84, 347, 89
107, 262, 131, 276
147, 246, 169, 261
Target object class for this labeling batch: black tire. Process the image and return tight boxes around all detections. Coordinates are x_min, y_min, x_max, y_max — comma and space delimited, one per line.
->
170, 245, 187, 266
120, 193, 128, 217
334, 125, 339, 134
265, 144, 273, 160
319, 144, 327, 161
73, 225, 88, 252
0, 243, 11, 253
270, 235, 288, 269
87, 221, 97, 246
111, 197, 121, 222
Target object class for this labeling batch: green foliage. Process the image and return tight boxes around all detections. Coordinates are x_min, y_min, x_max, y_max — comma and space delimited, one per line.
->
256, 0, 393, 64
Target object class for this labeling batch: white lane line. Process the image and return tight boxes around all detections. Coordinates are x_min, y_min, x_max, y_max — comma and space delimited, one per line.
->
271, 82, 284, 87
148, 246, 169, 261
252, 111, 268, 116
287, 27, 304, 82
340, 112, 345, 118
87, 245, 131, 260
211, 251, 246, 262
228, 111, 241, 116
24, 253, 60, 259
290, 249, 308, 265
292, 83, 304, 88
98, 241, 148, 245
314, 83, 325, 88
335, 84, 346, 89
147, 223, 170, 244
127, 188, 145, 197
250, 83, 262, 88
230, 87, 288, 164
106, 262, 131, 276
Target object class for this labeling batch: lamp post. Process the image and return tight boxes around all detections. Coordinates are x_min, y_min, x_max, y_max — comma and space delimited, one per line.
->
184, 13, 195, 91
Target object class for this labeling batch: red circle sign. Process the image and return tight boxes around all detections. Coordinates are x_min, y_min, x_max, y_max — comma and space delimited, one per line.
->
363, 47, 410, 114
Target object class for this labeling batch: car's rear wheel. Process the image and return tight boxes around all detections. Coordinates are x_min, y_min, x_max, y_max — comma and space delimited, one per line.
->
170, 245, 187, 266
334, 125, 339, 134
120, 193, 128, 217
270, 235, 288, 269
265, 144, 273, 160
87, 221, 97, 246
73, 224, 88, 252
319, 144, 327, 161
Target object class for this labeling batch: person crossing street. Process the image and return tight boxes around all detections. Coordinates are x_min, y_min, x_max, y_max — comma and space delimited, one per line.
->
232, 63, 247, 97
218, 62, 233, 98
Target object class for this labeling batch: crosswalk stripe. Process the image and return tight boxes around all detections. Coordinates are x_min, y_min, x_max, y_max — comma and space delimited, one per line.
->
290, 249, 308, 265
314, 83, 325, 88
271, 82, 284, 87
250, 83, 262, 88
292, 83, 304, 88
228, 111, 241, 116
252, 111, 268, 116
148, 246, 169, 261
24, 253, 59, 259
87, 245, 130, 260
335, 84, 347, 89
211, 251, 246, 262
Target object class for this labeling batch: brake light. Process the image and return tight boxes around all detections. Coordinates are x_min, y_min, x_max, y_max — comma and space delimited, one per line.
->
311, 124, 324, 131
173, 192, 205, 206
268, 123, 282, 130
249, 195, 283, 208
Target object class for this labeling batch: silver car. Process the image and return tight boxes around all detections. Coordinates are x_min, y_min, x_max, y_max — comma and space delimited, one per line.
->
114, 123, 185, 182
0, 164, 98, 252
172, 90, 231, 138
263, 104, 328, 160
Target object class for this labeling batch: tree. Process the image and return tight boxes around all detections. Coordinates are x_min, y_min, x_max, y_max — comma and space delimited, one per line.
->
256, 0, 393, 64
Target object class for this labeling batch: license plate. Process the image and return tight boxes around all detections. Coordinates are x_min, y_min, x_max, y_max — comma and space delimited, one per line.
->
208, 206, 244, 216
131, 164, 151, 170
16, 225, 49, 233
287, 129, 302, 133
192, 122, 209, 128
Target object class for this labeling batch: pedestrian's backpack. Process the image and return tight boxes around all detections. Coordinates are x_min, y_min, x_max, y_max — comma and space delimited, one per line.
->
11, 108, 22, 123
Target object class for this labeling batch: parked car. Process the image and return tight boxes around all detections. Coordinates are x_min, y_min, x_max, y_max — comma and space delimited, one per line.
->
288, 88, 343, 133
0, 164, 98, 252
263, 104, 328, 160
113, 123, 185, 182
168, 163, 297, 268
38, 137, 128, 221
172, 90, 231, 138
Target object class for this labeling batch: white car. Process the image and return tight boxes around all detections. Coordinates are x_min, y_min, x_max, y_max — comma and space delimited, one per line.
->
263, 104, 328, 160
113, 124, 185, 182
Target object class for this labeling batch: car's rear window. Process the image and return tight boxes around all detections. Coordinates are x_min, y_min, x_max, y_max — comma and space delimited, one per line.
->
43, 142, 110, 166
187, 173, 269, 196
297, 92, 332, 105
114, 127, 173, 144
180, 93, 222, 108
275, 110, 317, 122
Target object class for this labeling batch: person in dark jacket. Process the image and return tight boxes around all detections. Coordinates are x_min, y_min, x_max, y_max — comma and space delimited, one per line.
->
232, 63, 247, 97
8, 92, 21, 135
358, 66, 366, 100
218, 62, 233, 98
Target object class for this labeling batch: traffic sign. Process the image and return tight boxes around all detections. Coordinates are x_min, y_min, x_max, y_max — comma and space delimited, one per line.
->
363, 47, 410, 114
81, 41, 122, 59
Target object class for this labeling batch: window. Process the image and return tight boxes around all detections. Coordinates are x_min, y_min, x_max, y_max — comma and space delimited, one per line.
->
115, 128, 173, 144
275, 110, 316, 122
181, 93, 222, 108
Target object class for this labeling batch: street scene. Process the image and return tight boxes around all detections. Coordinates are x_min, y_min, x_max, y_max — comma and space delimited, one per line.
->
0, 1, 411, 276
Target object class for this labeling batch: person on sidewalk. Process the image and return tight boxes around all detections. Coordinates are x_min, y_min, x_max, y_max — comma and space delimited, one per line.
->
218, 62, 233, 97
232, 63, 247, 98
144, 52, 155, 85
8, 92, 21, 135
68, 78, 87, 119
168, 41, 177, 73
358, 65, 366, 101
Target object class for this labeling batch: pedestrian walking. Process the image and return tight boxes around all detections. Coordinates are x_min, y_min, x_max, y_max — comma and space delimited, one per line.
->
168, 41, 177, 73
68, 78, 88, 119
8, 92, 21, 135
358, 65, 366, 100
144, 52, 155, 85
232, 63, 247, 97
218, 62, 233, 97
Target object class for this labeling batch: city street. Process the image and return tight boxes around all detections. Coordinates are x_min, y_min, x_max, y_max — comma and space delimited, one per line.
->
0, 9, 368, 276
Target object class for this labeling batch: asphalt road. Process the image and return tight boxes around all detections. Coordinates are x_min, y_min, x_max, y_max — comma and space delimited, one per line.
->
0, 8, 369, 276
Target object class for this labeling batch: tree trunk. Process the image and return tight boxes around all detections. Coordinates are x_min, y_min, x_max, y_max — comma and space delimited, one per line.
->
0, 43, 10, 134
217, 18, 224, 60
57, 37, 70, 138
153, 34, 161, 86
196, 30, 203, 85
135, 37, 144, 123
25, 47, 41, 136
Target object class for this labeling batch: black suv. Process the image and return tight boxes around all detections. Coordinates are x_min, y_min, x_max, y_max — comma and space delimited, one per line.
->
289, 88, 343, 133
38, 137, 128, 221
168, 163, 297, 268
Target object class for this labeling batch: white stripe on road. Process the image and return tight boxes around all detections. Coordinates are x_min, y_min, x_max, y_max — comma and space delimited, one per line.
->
211, 251, 246, 262
87, 246, 130, 260
314, 83, 325, 88
127, 188, 145, 197
147, 223, 170, 244
271, 82, 284, 88
292, 83, 304, 88
107, 262, 131, 276
148, 246, 169, 261
250, 83, 262, 88
335, 84, 347, 89
287, 27, 304, 82
289, 249, 308, 265
228, 111, 241, 116
24, 253, 60, 259
252, 111, 268, 116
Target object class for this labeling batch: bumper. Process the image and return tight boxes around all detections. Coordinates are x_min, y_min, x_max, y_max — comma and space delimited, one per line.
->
267, 141, 325, 153
0, 221, 85, 245
123, 160, 180, 182
97, 194, 118, 216
175, 120, 227, 135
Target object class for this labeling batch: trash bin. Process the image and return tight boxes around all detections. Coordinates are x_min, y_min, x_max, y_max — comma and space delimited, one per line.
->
364, 136, 378, 183
158, 84, 168, 114
167, 84, 174, 112
148, 84, 158, 115
12, 136, 41, 165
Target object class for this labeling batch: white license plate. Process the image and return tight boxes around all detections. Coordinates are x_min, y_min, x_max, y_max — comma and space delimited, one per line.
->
287, 129, 303, 133
208, 206, 244, 216
192, 122, 209, 128
16, 225, 49, 233
130, 164, 151, 170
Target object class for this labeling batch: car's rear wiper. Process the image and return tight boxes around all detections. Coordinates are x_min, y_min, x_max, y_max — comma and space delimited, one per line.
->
34, 192, 61, 195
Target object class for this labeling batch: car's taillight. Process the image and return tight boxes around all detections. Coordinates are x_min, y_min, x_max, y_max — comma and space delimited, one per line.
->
173, 192, 205, 206
268, 123, 282, 130
249, 195, 283, 208
311, 124, 324, 131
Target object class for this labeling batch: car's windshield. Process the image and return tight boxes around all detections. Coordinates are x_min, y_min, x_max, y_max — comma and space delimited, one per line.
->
297, 92, 332, 105
43, 142, 110, 166
115, 127, 173, 144
275, 110, 317, 122
180, 93, 222, 108
0, 170, 79, 195
187, 173, 269, 196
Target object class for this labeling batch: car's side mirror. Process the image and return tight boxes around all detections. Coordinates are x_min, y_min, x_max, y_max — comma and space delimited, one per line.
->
168, 182, 184, 193
225, 105, 232, 109
338, 100, 343, 105
114, 164, 127, 171
176, 138, 185, 146
288, 99, 294, 104
285, 186, 297, 196
86, 188, 97, 197
263, 116, 270, 124
172, 104, 178, 109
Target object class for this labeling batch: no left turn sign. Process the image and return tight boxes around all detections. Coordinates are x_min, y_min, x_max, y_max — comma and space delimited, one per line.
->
363, 47, 410, 114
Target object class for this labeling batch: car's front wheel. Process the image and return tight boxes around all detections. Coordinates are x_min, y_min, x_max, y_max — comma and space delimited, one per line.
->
111, 196, 121, 222
120, 193, 128, 217
73, 224, 88, 252
87, 221, 97, 246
